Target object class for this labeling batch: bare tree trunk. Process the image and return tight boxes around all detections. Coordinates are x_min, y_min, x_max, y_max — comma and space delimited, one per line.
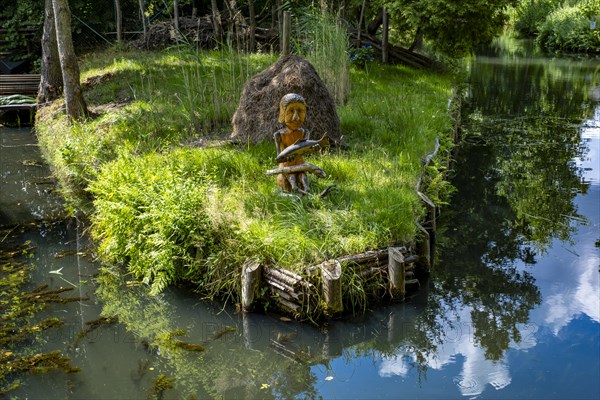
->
409, 27, 423, 51
248, 0, 256, 51
52, 0, 88, 121
381, 8, 388, 63
138, 0, 147, 38
114, 0, 122, 43
356, 0, 366, 46
39, 0, 63, 104
210, 0, 222, 39
173, 0, 180, 33
367, 7, 383, 35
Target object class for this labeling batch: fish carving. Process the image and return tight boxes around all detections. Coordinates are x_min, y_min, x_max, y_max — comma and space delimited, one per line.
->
275, 135, 330, 163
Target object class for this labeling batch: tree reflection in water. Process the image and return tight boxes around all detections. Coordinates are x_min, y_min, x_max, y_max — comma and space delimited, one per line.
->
426, 46, 598, 365
92, 44, 598, 399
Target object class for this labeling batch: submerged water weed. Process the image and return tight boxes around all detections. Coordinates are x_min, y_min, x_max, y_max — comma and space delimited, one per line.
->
148, 374, 176, 400
0, 230, 82, 396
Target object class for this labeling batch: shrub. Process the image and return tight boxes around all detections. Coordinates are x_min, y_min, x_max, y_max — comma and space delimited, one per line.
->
511, 0, 561, 38
536, 3, 600, 53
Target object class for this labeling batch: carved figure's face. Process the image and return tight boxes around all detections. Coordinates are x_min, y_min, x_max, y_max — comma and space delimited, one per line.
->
284, 101, 306, 131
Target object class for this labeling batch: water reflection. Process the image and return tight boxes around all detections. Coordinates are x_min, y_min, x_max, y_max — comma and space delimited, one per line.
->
4, 46, 600, 399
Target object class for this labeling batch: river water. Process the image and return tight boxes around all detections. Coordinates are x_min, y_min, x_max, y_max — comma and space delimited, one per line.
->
2, 43, 599, 399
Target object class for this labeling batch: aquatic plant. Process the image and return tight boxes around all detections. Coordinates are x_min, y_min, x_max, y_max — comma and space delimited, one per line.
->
0, 229, 83, 396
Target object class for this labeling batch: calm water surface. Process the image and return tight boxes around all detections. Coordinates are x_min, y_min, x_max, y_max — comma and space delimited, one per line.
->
2, 44, 599, 399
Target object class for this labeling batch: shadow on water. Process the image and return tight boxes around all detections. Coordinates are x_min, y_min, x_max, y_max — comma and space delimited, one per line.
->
2, 38, 600, 399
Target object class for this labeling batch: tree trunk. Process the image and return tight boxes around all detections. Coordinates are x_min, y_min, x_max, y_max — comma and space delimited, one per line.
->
138, 0, 147, 38
173, 0, 179, 33
114, 0, 122, 43
210, 0, 222, 39
39, 0, 63, 104
367, 8, 383, 35
52, 0, 88, 121
409, 27, 423, 51
356, 0, 366, 46
381, 8, 389, 63
248, 0, 256, 51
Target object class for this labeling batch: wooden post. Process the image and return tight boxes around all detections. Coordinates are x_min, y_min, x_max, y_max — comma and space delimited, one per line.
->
381, 8, 389, 63
388, 247, 405, 299
416, 223, 431, 273
173, 0, 180, 33
241, 261, 262, 312
282, 10, 291, 56
320, 260, 343, 316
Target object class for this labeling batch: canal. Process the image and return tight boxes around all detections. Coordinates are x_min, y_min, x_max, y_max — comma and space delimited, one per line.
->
1, 40, 599, 398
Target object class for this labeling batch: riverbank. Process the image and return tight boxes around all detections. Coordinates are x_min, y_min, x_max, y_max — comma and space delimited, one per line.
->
35, 48, 454, 315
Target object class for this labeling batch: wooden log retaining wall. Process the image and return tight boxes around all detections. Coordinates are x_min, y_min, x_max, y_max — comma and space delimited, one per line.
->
241, 137, 442, 320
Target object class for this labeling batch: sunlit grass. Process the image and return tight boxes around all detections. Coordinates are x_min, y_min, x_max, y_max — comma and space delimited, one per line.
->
36, 44, 452, 302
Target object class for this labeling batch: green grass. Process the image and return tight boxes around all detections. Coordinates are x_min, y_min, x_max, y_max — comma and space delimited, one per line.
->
35, 46, 452, 305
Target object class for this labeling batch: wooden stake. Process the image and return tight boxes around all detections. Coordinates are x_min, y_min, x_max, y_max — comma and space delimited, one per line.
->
320, 260, 343, 316
381, 8, 389, 63
241, 261, 262, 312
388, 247, 405, 299
282, 10, 291, 56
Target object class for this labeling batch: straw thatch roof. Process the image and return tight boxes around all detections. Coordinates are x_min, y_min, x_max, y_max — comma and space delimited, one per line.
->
231, 55, 340, 144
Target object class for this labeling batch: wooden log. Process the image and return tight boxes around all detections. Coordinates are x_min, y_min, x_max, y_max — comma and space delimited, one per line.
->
320, 260, 343, 316
269, 285, 304, 303
404, 255, 419, 265
265, 267, 314, 291
388, 247, 405, 299
359, 266, 386, 279
266, 276, 293, 293
264, 267, 300, 290
274, 296, 302, 315
241, 261, 262, 312
337, 248, 388, 264
265, 162, 326, 178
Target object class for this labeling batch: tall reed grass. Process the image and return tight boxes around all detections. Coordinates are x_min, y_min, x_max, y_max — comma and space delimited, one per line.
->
295, 11, 350, 105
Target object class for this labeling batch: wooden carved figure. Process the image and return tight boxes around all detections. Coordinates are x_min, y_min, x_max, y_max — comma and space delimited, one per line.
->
274, 93, 310, 194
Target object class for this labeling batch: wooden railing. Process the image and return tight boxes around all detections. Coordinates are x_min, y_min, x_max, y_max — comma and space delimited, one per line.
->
0, 74, 40, 96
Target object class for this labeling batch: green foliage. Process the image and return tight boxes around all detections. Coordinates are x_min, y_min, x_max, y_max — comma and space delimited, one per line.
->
536, 2, 600, 53
349, 43, 375, 68
382, 0, 517, 57
90, 151, 216, 295
38, 49, 453, 307
510, 0, 561, 37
